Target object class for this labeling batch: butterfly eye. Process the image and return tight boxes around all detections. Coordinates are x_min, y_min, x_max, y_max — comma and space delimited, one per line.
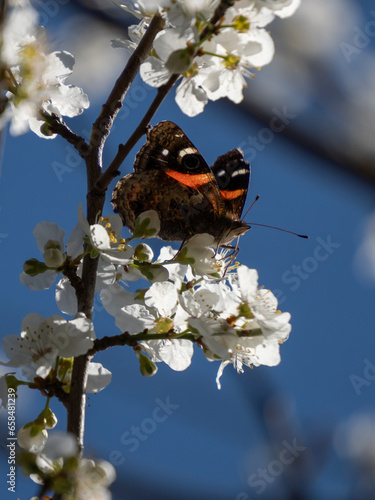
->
182, 154, 200, 170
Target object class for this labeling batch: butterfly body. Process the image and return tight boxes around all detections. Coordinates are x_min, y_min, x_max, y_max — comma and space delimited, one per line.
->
112, 121, 250, 245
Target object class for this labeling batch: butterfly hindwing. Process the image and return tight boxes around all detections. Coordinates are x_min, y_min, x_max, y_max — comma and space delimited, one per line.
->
211, 149, 250, 218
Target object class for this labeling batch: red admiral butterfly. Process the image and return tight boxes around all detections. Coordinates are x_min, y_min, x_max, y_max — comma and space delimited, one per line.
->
112, 121, 250, 245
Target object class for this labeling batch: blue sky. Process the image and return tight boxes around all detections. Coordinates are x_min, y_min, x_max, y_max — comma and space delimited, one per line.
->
1, 1, 375, 499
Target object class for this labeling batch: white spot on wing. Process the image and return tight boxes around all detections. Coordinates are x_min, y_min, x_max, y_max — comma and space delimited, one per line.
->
162, 149, 169, 156
178, 147, 197, 158
232, 168, 248, 177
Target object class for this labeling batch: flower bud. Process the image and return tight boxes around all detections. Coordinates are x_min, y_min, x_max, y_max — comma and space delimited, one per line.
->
43, 408, 58, 429
132, 210, 160, 239
137, 352, 158, 377
44, 239, 62, 251
140, 264, 169, 282
165, 48, 194, 74
43, 248, 65, 268
40, 122, 54, 137
134, 243, 154, 262
23, 258, 48, 276
18, 423, 48, 452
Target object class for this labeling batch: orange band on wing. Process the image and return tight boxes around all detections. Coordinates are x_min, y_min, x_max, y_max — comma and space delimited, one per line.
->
220, 189, 244, 200
166, 170, 210, 188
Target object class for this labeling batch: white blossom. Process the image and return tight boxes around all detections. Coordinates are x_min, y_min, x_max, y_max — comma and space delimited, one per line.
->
102, 280, 193, 371
86, 362, 112, 394
0, 313, 95, 380
0, 3, 89, 137
73, 458, 116, 500
18, 424, 48, 453
112, 18, 150, 52
156, 245, 187, 284
19, 208, 130, 314
20, 221, 66, 290
113, 0, 164, 18
116, 0, 298, 115
78, 204, 134, 265
29, 436, 116, 500
254, 0, 301, 18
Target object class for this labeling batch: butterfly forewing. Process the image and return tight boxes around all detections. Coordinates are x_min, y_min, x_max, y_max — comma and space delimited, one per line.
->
134, 121, 226, 216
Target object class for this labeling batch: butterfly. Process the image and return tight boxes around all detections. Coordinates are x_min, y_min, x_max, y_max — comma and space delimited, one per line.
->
112, 121, 250, 245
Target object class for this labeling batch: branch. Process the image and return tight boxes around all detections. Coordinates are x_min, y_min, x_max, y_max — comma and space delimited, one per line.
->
95, 73, 179, 192
62, 260, 85, 297
88, 330, 197, 356
89, 14, 165, 166
44, 113, 89, 156
200, 0, 235, 39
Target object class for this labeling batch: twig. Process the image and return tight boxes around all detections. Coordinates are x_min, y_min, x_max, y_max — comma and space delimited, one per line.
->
200, 0, 235, 39
46, 114, 90, 156
89, 14, 165, 167
95, 73, 179, 192
62, 261, 84, 296
87, 330, 197, 356
29, 377, 69, 408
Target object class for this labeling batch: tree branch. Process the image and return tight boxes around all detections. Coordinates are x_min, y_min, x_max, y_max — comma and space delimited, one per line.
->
89, 14, 165, 168
200, 0, 235, 39
87, 330, 197, 356
46, 114, 89, 156
95, 73, 179, 192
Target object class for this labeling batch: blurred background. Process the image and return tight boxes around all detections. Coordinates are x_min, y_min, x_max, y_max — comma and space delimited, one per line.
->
1, 0, 375, 498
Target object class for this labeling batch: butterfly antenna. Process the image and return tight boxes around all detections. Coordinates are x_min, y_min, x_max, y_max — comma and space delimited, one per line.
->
243, 195, 308, 239
248, 222, 309, 239
243, 194, 260, 218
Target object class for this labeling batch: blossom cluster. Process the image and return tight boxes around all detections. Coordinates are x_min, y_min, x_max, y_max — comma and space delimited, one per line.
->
0, 206, 291, 495
0, 1, 88, 138
18, 429, 116, 499
114, 0, 300, 115
1, 206, 291, 394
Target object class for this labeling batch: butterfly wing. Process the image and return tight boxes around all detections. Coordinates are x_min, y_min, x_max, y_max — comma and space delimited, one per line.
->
211, 149, 250, 218
112, 121, 233, 241
134, 121, 226, 216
